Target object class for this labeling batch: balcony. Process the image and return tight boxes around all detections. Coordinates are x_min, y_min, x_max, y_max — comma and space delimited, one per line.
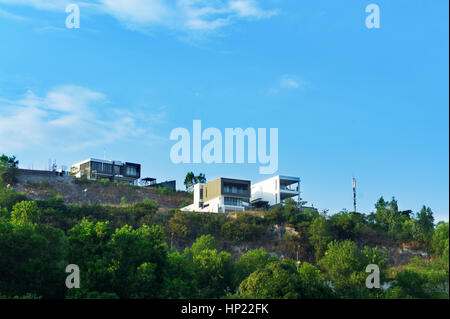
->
280, 185, 299, 192
224, 197, 244, 207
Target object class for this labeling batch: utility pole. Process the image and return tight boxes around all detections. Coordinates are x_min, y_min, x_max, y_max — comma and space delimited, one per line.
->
352, 177, 357, 212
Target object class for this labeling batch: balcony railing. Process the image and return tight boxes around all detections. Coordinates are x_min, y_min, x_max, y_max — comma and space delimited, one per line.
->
280, 186, 299, 192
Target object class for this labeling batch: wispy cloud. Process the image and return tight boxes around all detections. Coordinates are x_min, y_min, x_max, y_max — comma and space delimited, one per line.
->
0, 0, 70, 10
0, 7, 27, 20
268, 75, 309, 95
0, 85, 165, 152
229, 0, 277, 19
0, 0, 278, 37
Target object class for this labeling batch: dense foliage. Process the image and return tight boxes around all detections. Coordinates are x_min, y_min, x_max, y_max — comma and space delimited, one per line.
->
0, 183, 448, 299
0, 154, 18, 186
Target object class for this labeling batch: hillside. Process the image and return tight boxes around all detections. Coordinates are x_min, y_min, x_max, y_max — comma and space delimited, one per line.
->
12, 179, 191, 209
1, 174, 447, 299
10, 179, 429, 267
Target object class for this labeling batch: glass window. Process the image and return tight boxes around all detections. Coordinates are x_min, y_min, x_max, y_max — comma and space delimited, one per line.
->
224, 197, 242, 206
126, 166, 137, 176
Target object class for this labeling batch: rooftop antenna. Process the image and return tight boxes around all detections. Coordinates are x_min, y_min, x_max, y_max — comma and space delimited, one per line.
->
102, 148, 106, 172
352, 177, 357, 212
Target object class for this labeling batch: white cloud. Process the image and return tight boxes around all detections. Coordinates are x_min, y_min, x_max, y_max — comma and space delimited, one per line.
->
229, 0, 278, 19
0, 0, 278, 36
280, 76, 303, 89
0, 0, 69, 10
0, 7, 27, 20
99, 0, 171, 26
0, 85, 164, 152
268, 75, 309, 95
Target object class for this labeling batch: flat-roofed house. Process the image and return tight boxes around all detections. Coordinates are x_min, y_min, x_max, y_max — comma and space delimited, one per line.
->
250, 175, 300, 208
181, 177, 251, 213
71, 158, 141, 184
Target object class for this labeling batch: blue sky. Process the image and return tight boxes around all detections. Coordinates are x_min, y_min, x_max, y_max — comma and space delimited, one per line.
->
0, 0, 448, 221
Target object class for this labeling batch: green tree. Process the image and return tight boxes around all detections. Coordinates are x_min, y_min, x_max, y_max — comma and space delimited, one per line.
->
168, 212, 189, 241
184, 172, 206, 192
237, 259, 303, 299
330, 211, 368, 240
374, 196, 405, 236
0, 154, 18, 186
0, 220, 67, 298
412, 206, 434, 243
107, 224, 169, 298
184, 235, 233, 298
390, 256, 449, 299
309, 216, 332, 262
190, 234, 218, 255
66, 218, 113, 297
120, 196, 128, 205
10, 201, 42, 225
192, 249, 234, 298
431, 222, 449, 264
298, 262, 335, 298
318, 240, 388, 298
161, 250, 198, 298
0, 188, 28, 212
233, 248, 278, 287
196, 173, 206, 184
184, 172, 196, 192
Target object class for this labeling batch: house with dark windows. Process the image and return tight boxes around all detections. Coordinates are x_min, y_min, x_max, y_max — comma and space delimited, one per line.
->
71, 158, 141, 184
181, 177, 251, 213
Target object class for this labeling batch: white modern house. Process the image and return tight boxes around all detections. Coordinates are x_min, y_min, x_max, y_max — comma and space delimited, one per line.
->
180, 177, 251, 213
250, 175, 300, 208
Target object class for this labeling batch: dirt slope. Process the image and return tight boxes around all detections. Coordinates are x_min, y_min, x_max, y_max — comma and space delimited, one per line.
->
13, 179, 191, 209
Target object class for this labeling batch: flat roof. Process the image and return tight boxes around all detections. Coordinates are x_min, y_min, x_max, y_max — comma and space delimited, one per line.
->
72, 158, 124, 167
213, 177, 251, 184
279, 175, 301, 182
252, 175, 300, 186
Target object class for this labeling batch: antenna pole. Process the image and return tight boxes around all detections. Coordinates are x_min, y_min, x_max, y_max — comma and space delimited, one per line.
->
352, 178, 357, 212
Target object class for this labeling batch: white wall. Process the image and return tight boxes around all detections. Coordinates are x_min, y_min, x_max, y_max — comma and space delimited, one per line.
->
251, 175, 300, 206
193, 183, 203, 208
202, 197, 222, 213
251, 175, 280, 206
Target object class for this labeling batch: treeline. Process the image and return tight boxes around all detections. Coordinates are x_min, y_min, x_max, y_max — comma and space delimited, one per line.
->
0, 154, 448, 299
0, 186, 448, 299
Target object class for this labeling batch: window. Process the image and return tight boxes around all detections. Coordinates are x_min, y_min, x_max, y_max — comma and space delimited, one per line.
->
91, 162, 112, 174
126, 166, 137, 176
223, 183, 248, 195
224, 197, 242, 206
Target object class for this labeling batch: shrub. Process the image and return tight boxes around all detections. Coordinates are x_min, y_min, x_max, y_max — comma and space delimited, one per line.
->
100, 178, 110, 187
120, 197, 128, 205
